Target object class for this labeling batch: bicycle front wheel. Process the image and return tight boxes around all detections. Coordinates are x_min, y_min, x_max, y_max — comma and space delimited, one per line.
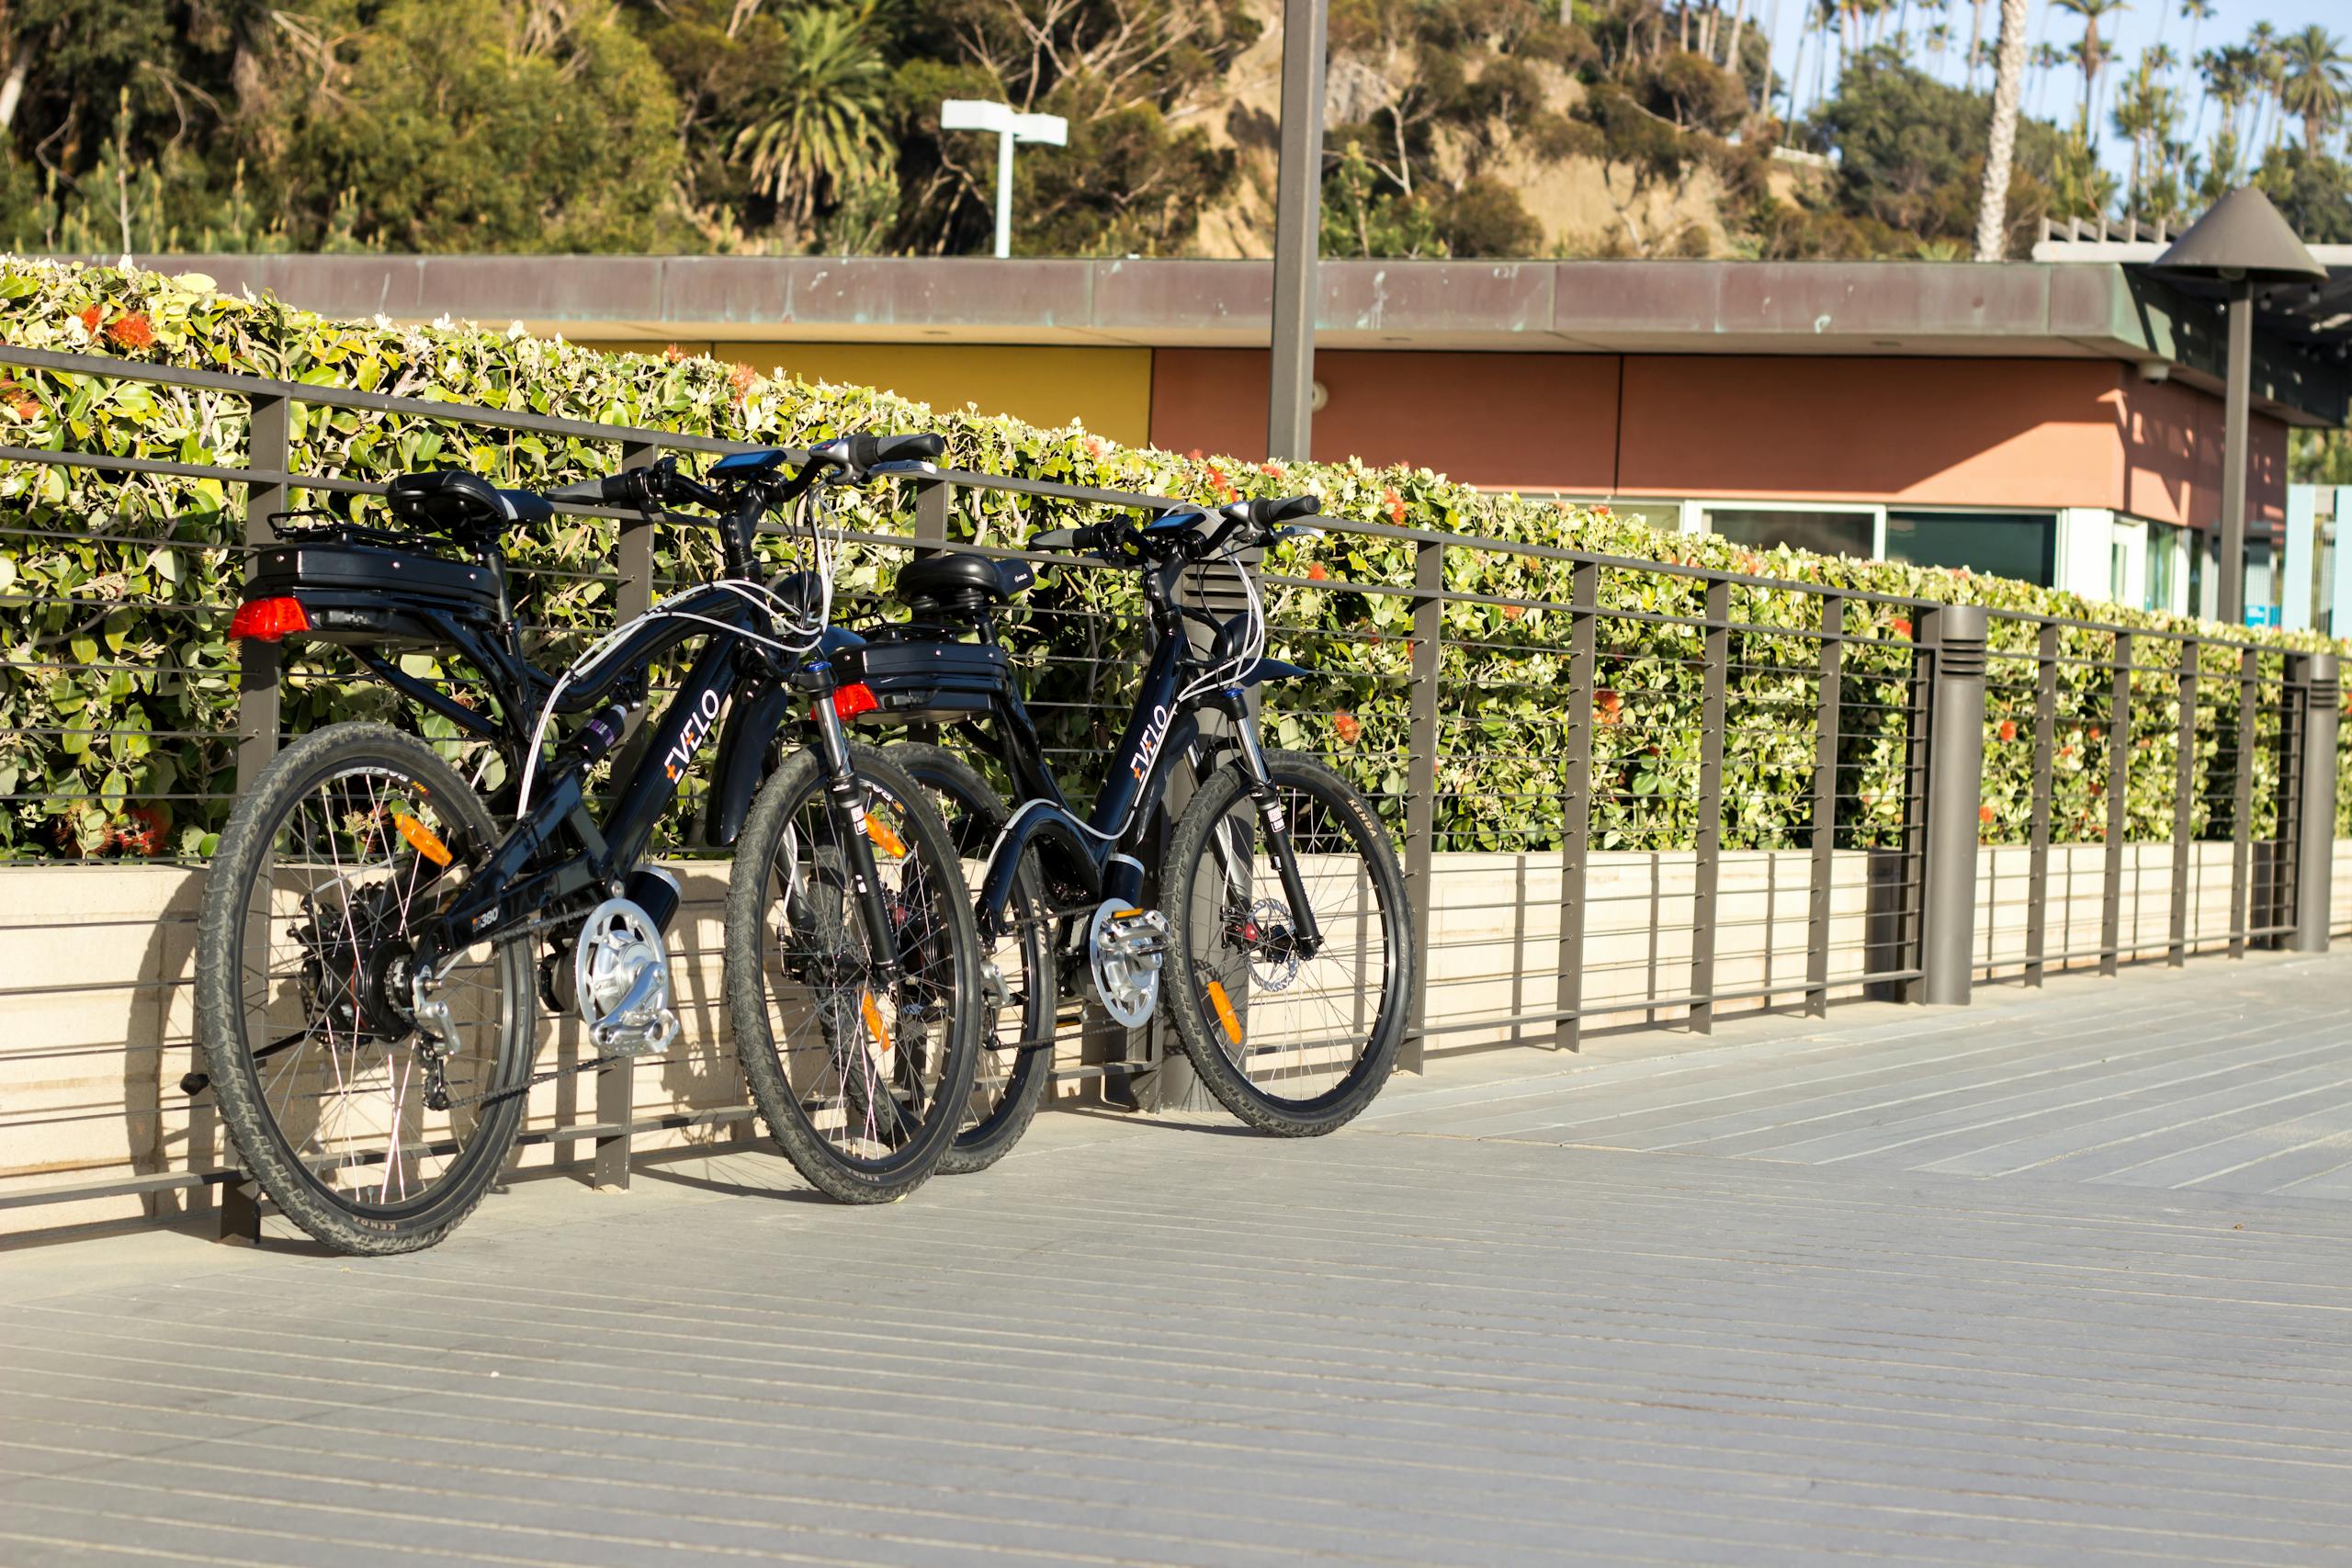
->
1163, 749, 1414, 1136
193, 723, 534, 1254
726, 743, 981, 1201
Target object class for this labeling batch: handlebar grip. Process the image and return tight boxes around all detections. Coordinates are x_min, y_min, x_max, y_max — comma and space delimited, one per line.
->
1247, 494, 1320, 528
597, 470, 645, 507
846, 432, 945, 470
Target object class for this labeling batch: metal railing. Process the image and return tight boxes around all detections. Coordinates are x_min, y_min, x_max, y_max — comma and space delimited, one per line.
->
1, 345, 2342, 1232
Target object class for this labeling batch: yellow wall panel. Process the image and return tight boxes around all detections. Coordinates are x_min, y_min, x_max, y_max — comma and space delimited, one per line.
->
568, 341, 1151, 446
704, 344, 1154, 448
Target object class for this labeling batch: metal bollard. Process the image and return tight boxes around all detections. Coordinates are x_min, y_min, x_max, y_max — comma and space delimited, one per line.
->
2287, 652, 2340, 954
1918, 605, 1990, 1006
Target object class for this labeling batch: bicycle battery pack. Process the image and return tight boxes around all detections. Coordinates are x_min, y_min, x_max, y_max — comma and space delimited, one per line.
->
836, 636, 1010, 724
245, 537, 502, 647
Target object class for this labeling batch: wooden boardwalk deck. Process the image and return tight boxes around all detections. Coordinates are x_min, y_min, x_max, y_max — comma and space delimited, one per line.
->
4, 950, 2349, 1565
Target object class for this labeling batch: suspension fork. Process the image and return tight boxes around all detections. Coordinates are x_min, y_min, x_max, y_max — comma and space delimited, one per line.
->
1214, 691, 1325, 957
806, 677, 908, 987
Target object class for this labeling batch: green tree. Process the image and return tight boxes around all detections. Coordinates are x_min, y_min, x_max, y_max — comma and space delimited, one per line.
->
729, 3, 892, 238
2276, 26, 2350, 152
276, 0, 684, 252
1812, 54, 2066, 251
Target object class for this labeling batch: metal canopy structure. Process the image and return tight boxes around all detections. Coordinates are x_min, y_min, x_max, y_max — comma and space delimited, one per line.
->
2149, 188, 2330, 626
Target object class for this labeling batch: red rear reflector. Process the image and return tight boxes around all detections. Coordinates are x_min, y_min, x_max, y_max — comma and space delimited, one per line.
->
228, 597, 311, 643
831, 681, 879, 721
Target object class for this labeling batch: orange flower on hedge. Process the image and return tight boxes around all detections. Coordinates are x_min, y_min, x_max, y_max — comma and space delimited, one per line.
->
1332, 711, 1363, 745
1891, 616, 1913, 638
1979, 804, 1996, 825
1383, 486, 1406, 525
1500, 603, 1524, 619
663, 343, 685, 362
104, 312, 155, 349
78, 303, 103, 333
1998, 719, 2018, 742
1305, 561, 1329, 581
727, 361, 757, 401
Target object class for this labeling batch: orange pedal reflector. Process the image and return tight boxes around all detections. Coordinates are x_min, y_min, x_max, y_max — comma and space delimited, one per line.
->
865, 813, 907, 859
393, 812, 452, 867
860, 990, 891, 1056
1206, 979, 1244, 1044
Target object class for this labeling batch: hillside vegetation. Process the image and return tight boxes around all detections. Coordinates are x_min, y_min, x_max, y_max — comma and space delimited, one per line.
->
5, 1, 2341, 264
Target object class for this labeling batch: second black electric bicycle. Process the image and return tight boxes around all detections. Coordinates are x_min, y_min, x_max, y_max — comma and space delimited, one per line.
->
194, 434, 983, 1253
830, 497, 1416, 1168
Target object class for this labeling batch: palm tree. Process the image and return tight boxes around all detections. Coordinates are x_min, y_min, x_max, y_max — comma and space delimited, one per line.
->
2246, 21, 2281, 149
2110, 51, 2181, 214
2052, 0, 2131, 134
1973, 0, 2030, 260
729, 3, 891, 235
2277, 26, 2350, 151
2179, 0, 2214, 66
2030, 40, 2067, 117
1967, 0, 1987, 87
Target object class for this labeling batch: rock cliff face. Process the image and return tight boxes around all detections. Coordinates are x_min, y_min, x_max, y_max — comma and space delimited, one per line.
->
1173, 0, 1803, 260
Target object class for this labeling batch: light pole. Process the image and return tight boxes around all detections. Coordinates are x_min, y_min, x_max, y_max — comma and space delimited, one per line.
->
940, 99, 1068, 259
1267, 0, 1329, 461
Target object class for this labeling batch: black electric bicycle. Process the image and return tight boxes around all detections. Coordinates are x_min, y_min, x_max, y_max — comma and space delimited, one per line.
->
831, 497, 1415, 1168
193, 434, 982, 1254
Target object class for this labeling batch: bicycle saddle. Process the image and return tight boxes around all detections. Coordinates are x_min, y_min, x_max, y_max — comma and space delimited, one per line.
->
892, 551, 1034, 612
388, 469, 556, 535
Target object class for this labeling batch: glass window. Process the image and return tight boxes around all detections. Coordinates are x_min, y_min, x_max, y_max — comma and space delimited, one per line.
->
1603, 500, 1684, 532
2146, 523, 2180, 613
1707, 508, 1874, 558
1883, 510, 2056, 587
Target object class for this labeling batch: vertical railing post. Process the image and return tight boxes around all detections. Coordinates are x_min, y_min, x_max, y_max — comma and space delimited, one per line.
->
232, 395, 291, 795
1688, 579, 1730, 1032
1400, 539, 1442, 1072
1554, 561, 1598, 1052
2287, 652, 2340, 953
2099, 632, 2132, 976
594, 438, 660, 1193
2230, 646, 2258, 957
2023, 622, 2058, 986
2169, 637, 2199, 964
1805, 592, 1843, 1017
1917, 604, 1989, 1006
220, 392, 292, 1242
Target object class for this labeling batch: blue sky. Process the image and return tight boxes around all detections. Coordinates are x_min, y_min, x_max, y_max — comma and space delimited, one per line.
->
1759, 0, 2348, 184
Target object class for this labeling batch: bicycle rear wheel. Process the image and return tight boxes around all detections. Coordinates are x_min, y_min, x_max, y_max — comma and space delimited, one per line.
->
194, 723, 534, 1253
726, 743, 981, 1201
1162, 749, 1413, 1136
888, 743, 1058, 1174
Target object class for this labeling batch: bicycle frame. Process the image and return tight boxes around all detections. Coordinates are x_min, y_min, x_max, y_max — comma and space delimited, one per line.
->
397, 521, 900, 991
961, 549, 1323, 955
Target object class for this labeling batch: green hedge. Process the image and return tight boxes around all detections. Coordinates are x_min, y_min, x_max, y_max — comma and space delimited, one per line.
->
1, 255, 2346, 863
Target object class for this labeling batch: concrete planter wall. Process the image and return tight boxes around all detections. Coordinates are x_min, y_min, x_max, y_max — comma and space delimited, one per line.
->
11, 839, 2346, 1235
